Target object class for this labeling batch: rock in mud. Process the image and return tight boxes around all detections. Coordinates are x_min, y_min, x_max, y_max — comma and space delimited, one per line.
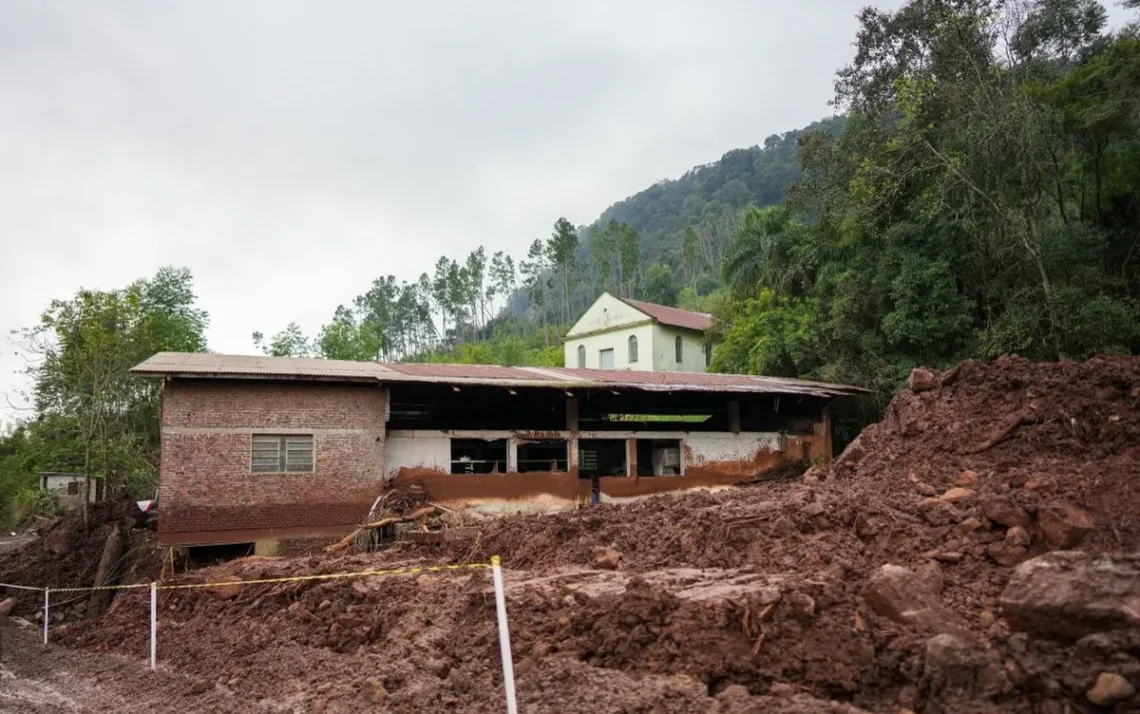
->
1086, 672, 1135, 707
954, 470, 980, 487
922, 633, 1008, 699
1000, 552, 1140, 639
939, 487, 976, 504
0, 596, 16, 616
979, 496, 1031, 529
986, 541, 1029, 566
1037, 501, 1094, 549
908, 368, 938, 393
863, 564, 964, 634
917, 498, 960, 526
593, 546, 621, 570
1005, 526, 1031, 547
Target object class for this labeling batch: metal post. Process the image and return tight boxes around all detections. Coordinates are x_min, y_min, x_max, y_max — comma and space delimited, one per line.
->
149, 582, 157, 672
42, 588, 49, 645
490, 556, 518, 714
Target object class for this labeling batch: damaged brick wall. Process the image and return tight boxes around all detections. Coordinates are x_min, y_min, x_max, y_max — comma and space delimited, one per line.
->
159, 379, 387, 545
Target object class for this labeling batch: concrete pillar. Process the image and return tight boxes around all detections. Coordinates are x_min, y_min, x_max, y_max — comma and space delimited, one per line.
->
727, 400, 741, 434
507, 436, 519, 472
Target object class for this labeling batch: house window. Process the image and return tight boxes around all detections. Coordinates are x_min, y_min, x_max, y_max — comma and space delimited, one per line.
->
705, 342, 712, 367
628, 335, 638, 363
252, 434, 314, 473
599, 348, 615, 369
67, 482, 79, 495
577, 344, 586, 368
675, 335, 683, 363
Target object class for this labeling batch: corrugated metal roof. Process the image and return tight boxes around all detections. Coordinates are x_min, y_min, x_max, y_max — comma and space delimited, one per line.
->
618, 297, 714, 332
132, 352, 867, 398
383, 363, 561, 380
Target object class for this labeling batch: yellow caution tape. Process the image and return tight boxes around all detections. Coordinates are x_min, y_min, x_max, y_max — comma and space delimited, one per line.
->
157, 562, 493, 591
2, 560, 497, 594
51, 582, 153, 594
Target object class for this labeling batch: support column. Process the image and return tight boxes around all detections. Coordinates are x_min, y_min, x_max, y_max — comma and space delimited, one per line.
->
507, 436, 518, 472
727, 400, 740, 434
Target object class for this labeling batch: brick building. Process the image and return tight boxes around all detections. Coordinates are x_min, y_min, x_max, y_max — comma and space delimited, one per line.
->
134, 352, 863, 553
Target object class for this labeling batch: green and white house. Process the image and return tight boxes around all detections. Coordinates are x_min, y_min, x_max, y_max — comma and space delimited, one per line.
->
563, 293, 716, 372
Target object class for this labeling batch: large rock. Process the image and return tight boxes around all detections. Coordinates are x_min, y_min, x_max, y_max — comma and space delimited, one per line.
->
0, 596, 17, 617
979, 496, 1031, 529
908, 368, 938, 393
1037, 501, 1094, 549
864, 564, 965, 635
1086, 672, 1135, 707
1000, 552, 1140, 640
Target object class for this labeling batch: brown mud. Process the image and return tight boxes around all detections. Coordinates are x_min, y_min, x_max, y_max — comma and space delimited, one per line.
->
1, 354, 1138, 713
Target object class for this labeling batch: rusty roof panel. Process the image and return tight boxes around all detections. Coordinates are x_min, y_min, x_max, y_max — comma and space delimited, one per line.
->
618, 297, 713, 332
383, 363, 561, 380
131, 352, 867, 397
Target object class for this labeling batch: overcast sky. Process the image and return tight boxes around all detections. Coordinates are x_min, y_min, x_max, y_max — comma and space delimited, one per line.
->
2, 1, 1132, 425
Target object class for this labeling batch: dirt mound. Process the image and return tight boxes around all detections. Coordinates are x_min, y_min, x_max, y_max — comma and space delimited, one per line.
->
19, 355, 1140, 712
0, 495, 158, 619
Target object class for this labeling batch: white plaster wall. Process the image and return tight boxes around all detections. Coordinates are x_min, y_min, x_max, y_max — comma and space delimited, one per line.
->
385, 429, 783, 477
650, 325, 711, 373
684, 432, 781, 465
565, 322, 655, 370
566, 293, 650, 337
385, 432, 451, 478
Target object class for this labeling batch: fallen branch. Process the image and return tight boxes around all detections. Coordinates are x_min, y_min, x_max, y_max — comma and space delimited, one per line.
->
325, 506, 438, 552
969, 412, 1041, 453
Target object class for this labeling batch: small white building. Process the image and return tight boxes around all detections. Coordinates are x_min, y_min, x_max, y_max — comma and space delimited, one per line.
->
564, 293, 716, 372
40, 472, 102, 512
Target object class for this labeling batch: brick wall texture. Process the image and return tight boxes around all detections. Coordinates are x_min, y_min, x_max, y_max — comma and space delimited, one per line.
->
159, 379, 387, 542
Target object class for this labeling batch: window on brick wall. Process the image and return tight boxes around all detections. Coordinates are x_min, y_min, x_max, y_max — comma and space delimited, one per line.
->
252, 434, 314, 473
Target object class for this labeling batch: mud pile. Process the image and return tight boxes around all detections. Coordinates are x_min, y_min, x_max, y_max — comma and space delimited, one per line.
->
0, 495, 158, 619
28, 356, 1140, 712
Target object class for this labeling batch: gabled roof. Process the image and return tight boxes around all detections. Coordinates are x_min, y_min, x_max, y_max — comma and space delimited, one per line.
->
131, 352, 868, 399
617, 297, 714, 332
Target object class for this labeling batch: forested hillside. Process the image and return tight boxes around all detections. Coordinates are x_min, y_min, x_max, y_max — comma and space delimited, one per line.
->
2, 0, 1138, 526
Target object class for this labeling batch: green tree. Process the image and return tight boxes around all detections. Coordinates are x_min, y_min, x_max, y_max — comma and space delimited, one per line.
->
253, 321, 312, 357
546, 218, 579, 324
640, 262, 679, 306
19, 267, 209, 517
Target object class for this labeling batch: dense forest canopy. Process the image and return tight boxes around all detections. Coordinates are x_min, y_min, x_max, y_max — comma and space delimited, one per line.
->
2, 0, 1137, 526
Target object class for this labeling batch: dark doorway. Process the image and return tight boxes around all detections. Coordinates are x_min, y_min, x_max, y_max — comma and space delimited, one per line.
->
517, 440, 569, 472
635, 439, 683, 476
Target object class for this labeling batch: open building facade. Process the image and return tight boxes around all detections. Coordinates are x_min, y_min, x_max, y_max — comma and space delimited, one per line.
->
134, 353, 863, 553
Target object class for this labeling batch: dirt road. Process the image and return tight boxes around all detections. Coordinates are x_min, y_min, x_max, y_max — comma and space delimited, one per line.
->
0, 620, 253, 714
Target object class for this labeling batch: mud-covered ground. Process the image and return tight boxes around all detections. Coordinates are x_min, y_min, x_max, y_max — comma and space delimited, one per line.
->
1, 354, 1138, 713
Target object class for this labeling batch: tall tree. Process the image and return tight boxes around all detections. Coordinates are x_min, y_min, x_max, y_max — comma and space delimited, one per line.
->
617, 223, 640, 298
546, 218, 579, 324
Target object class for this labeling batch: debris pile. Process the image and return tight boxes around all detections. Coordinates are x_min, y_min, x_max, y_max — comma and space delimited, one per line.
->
0, 495, 158, 622
6, 355, 1140, 713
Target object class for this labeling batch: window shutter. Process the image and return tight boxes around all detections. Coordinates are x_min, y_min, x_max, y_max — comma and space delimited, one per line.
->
675, 335, 683, 363
628, 335, 638, 363
252, 434, 283, 473
252, 434, 314, 473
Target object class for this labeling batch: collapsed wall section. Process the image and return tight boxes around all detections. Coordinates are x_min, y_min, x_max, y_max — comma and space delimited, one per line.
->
158, 379, 388, 546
